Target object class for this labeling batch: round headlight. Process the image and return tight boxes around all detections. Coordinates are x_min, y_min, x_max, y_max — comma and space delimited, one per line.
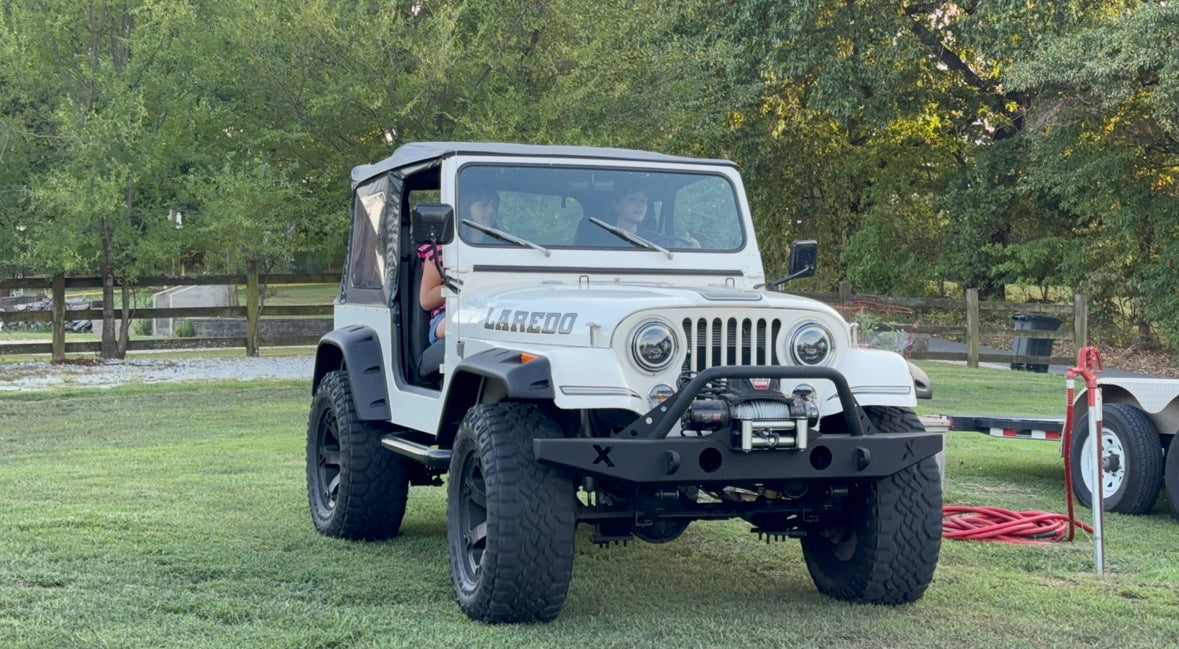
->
789, 323, 833, 366
631, 320, 678, 373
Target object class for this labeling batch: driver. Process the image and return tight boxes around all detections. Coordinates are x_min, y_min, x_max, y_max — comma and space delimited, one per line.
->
458, 187, 501, 243
574, 181, 649, 246
419, 187, 500, 342
609, 185, 648, 234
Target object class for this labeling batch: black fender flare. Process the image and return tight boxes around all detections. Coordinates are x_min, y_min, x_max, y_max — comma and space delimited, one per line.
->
312, 325, 391, 421
451, 348, 554, 399
437, 349, 554, 447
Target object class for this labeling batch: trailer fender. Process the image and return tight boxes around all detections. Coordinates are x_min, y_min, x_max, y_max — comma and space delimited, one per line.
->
1074, 378, 1179, 437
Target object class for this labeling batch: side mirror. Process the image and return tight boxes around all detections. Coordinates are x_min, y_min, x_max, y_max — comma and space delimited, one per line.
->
908, 360, 933, 400
788, 240, 818, 279
412, 204, 455, 246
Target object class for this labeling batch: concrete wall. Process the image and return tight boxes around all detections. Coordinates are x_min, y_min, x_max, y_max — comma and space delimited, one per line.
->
153, 285, 234, 336
90, 318, 126, 338
190, 318, 332, 339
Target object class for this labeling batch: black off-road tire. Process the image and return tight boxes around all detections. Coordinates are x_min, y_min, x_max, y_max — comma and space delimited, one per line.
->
447, 403, 576, 623
307, 370, 410, 540
1070, 403, 1163, 515
801, 406, 941, 605
1164, 437, 1179, 521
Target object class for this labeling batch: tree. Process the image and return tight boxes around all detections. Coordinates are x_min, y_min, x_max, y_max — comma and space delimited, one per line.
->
185, 0, 731, 272
700, 0, 1145, 299
1007, 3, 1179, 345
2, 1, 200, 357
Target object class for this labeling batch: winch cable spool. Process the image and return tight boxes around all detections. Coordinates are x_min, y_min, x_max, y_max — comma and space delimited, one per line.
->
942, 348, 1103, 550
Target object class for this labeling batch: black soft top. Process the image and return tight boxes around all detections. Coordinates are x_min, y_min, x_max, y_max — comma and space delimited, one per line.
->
351, 141, 737, 185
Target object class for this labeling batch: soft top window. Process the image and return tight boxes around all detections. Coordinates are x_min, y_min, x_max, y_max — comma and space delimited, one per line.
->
345, 175, 392, 304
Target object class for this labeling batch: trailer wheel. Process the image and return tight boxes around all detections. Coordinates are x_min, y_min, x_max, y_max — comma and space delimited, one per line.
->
801, 406, 941, 605
1070, 403, 1163, 515
447, 403, 577, 623
1164, 436, 1179, 522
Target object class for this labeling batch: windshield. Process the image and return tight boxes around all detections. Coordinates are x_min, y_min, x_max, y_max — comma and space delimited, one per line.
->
456, 164, 745, 251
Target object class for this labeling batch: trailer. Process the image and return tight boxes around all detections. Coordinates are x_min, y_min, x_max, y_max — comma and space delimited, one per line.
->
943, 377, 1179, 521
945, 414, 1064, 442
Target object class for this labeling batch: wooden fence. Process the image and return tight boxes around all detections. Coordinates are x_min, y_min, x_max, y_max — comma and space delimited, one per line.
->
0, 268, 337, 360
806, 281, 1085, 369
2, 274, 1085, 369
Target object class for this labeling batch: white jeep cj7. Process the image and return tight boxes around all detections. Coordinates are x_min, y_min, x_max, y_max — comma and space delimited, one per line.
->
307, 142, 942, 623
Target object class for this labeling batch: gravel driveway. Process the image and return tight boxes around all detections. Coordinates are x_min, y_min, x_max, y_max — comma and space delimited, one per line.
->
0, 355, 314, 392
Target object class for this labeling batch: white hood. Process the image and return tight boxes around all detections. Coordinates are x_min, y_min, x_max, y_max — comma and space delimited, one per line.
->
453, 281, 843, 349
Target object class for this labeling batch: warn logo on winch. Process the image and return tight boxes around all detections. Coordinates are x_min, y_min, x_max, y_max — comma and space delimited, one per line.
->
750, 378, 773, 390
483, 308, 577, 334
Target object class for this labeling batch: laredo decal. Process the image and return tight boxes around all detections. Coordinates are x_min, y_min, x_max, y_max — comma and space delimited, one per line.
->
484, 308, 578, 334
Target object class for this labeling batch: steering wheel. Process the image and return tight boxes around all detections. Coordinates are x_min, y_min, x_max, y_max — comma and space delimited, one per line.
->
648, 234, 698, 248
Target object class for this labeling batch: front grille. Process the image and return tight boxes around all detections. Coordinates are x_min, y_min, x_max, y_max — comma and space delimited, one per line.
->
682, 316, 784, 372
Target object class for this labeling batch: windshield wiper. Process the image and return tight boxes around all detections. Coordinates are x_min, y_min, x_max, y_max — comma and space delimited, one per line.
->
462, 220, 551, 257
586, 217, 672, 259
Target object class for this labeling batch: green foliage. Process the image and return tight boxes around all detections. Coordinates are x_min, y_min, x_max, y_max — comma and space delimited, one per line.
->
4, 0, 1179, 354
194, 159, 312, 272
844, 194, 944, 295
1, 1, 197, 277
1006, 2, 1179, 344
0, 0, 728, 282
173, 319, 195, 338
698, 0, 1179, 352
134, 319, 152, 336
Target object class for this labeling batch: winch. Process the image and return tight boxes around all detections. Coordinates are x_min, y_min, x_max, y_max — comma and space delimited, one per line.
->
679, 376, 821, 451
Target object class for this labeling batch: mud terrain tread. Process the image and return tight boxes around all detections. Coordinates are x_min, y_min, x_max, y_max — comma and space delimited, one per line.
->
802, 406, 941, 605
448, 403, 576, 623
307, 371, 410, 540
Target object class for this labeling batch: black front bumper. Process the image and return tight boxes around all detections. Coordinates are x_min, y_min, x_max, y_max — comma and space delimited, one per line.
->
534, 365, 941, 484
534, 431, 941, 484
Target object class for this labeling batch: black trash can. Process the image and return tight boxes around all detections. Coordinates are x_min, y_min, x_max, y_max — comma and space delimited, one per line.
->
1011, 314, 1062, 373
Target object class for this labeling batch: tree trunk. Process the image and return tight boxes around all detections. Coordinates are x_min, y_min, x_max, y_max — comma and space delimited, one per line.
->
118, 282, 132, 357
116, 176, 135, 358
246, 260, 260, 357
99, 218, 125, 360
51, 273, 66, 362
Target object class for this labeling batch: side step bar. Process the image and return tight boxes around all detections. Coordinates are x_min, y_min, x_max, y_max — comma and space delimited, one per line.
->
380, 434, 452, 470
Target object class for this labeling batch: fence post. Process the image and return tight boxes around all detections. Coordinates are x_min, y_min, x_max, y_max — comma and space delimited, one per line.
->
246, 261, 260, 357
51, 273, 66, 362
838, 281, 852, 305
1073, 291, 1088, 353
966, 288, 979, 369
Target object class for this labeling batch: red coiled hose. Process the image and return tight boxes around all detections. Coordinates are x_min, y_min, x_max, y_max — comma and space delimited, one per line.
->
943, 348, 1103, 545
943, 506, 1092, 544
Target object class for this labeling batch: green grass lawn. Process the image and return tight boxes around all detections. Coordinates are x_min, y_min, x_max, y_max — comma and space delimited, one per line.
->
2, 369, 1178, 648
257, 283, 338, 306
916, 361, 1069, 417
